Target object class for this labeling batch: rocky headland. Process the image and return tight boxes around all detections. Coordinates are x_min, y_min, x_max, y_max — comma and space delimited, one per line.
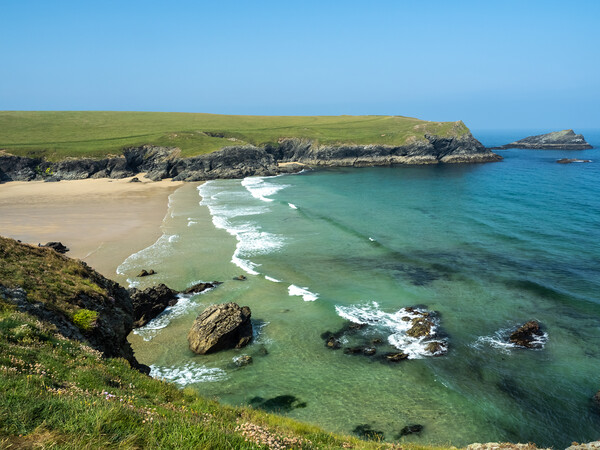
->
491, 130, 592, 150
0, 132, 501, 183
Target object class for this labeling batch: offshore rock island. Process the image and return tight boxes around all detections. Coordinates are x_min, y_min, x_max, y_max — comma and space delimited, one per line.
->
0, 112, 501, 182
491, 129, 592, 150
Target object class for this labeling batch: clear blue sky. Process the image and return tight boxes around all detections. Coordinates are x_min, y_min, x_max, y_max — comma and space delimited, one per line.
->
1, 0, 599, 129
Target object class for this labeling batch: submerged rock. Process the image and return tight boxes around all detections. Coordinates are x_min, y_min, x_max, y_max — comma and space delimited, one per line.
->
187, 302, 252, 354
233, 354, 253, 367
40, 241, 69, 254
385, 352, 409, 362
130, 284, 178, 328
352, 424, 385, 441
250, 395, 307, 412
492, 129, 592, 150
509, 321, 545, 348
398, 424, 424, 437
556, 158, 592, 164
566, 441, 600, 450
233, 275, 247, 281
594, 390, 600, 406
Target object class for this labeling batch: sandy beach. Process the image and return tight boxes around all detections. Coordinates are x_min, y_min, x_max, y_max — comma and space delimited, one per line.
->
0, 176, 185, 280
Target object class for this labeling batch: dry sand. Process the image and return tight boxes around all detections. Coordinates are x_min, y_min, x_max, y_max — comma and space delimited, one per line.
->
0, 176, 185, 280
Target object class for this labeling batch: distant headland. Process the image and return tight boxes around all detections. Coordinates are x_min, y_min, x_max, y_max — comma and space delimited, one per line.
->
0, 112, 501, 182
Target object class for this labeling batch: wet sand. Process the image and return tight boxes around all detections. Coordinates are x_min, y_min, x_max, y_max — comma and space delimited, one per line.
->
0, 176, 185, 281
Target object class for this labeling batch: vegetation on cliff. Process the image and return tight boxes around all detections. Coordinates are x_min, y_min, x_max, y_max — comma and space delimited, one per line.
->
0, 111, 470, 161
0, 237, 447, 449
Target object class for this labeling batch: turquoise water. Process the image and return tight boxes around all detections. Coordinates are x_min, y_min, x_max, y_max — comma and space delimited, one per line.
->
123, 131, 600, 447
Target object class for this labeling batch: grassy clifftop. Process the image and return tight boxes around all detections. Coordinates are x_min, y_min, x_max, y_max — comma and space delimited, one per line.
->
0, 111, 470, 161
0, 236, 449, 449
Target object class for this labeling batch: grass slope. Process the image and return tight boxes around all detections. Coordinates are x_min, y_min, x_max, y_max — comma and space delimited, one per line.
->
0, 237, 449, 449
0, 111, 469, 161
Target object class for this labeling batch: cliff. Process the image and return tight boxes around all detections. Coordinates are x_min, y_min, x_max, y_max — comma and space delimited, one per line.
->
492, 130, 592, 150
0, 133, 501, 182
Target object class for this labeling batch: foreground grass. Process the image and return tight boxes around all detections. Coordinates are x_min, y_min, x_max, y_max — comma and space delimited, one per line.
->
0, 111, 469, 161
0, 237, 451, 449
0, 302, 454, 450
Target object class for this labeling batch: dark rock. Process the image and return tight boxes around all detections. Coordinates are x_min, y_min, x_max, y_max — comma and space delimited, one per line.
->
509, 321, 545, 348
136, 269, 156, 277
406, 316, 433, 338
363, 347, 377, 356
233, 354, 253, 367
40, 242, 69, 253
343, 346, 364, 355
371, 338, 383, 345
594, 390, 600, 406
556, 158, 592, 164
181, 281, 219, 295
353, 424, 385, 441
233, 275, 247, 281
385, 352, 409, 362
129, 177, 141, 182
130, 284, 178, 328
492, 130, 593, 150
424, 341, 446, 355
325, 335, 342, 349
187, 302, 253, 354
250, 395, 307, 412
399, 424, 424, 437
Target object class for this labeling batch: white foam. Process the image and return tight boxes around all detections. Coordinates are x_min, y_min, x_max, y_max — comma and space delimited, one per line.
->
117, 233, 181, 286
288, 284, 319, 302
472, 328, 549, 353
241, 176, 289, 203
335, 302, 447, 359
288, 203, 298, 210
133, 294, 198, 341
265, 276, 282, 283
187, 220, 198, 227
150, 362, 226, 385
198, 181, 285, 276
369, 237, 376, 242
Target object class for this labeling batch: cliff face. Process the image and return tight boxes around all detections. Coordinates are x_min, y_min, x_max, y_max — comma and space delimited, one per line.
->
493, 129, 593, 150
0, 132, 501, 182
0, 236, 147, 373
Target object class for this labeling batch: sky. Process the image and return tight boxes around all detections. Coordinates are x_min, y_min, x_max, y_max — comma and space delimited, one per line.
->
1, 0, 599, 129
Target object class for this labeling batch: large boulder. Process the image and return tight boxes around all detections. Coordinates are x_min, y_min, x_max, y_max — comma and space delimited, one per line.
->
187, 302, 252, 354
130, 284, 178, 328
509, 321, 545, 348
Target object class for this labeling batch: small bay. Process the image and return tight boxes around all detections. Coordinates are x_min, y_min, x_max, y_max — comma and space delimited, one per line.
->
125, 130, 600, 447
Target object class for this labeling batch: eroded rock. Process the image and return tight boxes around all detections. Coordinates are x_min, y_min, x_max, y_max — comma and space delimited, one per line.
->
509, 321, 545, 348
130, 284, 178, 328
187, 302, 253, 354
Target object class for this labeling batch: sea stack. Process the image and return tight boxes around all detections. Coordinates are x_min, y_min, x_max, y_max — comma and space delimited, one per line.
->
492, 130, 592, 150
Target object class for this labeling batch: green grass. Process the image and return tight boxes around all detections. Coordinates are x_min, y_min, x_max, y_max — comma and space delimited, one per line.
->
0, 111, 470, 161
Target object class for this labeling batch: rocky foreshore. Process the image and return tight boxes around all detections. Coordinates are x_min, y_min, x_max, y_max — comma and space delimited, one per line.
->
491, 129, 592, 150
0, 133, 501, 183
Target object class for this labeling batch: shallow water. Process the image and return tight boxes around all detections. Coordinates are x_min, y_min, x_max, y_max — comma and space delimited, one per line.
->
125, 131, 600, 447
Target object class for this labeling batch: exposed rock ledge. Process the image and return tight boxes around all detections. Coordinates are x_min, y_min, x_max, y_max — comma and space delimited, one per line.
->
491, 130, 592, 150
0, 133, 501, 182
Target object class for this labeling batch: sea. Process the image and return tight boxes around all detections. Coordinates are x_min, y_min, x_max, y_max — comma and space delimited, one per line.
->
120, 130, 600, 447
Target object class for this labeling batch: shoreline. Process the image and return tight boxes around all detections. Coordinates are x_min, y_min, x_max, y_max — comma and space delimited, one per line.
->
0, 176, 185, 281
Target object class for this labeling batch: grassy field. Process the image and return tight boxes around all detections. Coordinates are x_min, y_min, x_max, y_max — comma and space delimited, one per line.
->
0, 236, 453, 449
0, 111, 470, 161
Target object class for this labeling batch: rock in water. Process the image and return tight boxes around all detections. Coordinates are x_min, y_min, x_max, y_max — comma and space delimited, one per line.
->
493, 129, 592, 150
509, 321, 545, 348
187, 302, 253, 354
136, 269, 156, 277
130, 284, 178, 328
40, 241, 69, 253
594, 390, 600, 406
181, 281, 220, 295
556, 158, 592, 164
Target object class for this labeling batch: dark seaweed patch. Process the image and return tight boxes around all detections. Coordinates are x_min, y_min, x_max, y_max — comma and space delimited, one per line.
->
249, 395, 307, 413
353, 424, 385, 441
